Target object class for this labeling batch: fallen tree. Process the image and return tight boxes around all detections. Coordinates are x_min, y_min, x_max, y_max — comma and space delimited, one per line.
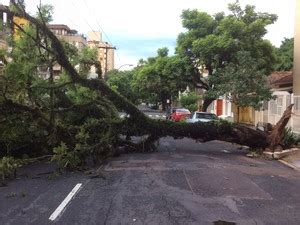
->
0, 2, 295, 169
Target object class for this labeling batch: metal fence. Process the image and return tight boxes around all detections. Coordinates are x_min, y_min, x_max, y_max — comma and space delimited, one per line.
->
255, 93, 297, 132
268, 94, 286, 125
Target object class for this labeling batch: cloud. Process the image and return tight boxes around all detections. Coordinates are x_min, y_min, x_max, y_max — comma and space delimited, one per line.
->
13, 0, 297, 67
114, 36, 176, 55
113, 36, 177, 67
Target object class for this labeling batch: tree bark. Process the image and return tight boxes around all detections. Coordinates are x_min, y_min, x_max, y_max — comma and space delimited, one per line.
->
202, 98, 215, 112
267, 104, 294, 151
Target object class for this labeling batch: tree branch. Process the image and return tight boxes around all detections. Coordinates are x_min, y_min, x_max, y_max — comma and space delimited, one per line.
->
12, 22, 54, 55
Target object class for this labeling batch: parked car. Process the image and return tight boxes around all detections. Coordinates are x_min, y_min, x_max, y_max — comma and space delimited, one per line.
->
168, 108, 191, 122
186, 112, 218, 123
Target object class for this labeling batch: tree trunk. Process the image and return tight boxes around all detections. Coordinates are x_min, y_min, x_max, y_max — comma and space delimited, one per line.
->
237, 105, 240, 123
161, 97, 166, 111
267, 104, 294, 151
202, 98, 215, 112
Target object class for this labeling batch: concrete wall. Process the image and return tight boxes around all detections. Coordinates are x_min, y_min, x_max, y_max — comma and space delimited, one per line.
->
87, 31, 115, 77
88, 31, 102, 42
95, 41, 115, 75
294, 0, 300, 95
13, 16, 29, 38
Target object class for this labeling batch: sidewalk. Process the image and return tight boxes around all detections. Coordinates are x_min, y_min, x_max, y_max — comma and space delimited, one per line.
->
280, 150, 300, 170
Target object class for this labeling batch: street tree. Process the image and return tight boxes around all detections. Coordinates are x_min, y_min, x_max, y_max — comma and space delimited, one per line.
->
176, 2, 277, 111
107, 69, 139, 105
207, 51, 274, 120
274, 38, 294, 71
133, 48, 193, 110
180, 91, 201, 112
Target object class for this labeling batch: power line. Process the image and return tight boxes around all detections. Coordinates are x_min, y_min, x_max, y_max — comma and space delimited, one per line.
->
70, 1, 121, 71
33, 0, 78, 30
70, 1, 97, 35
53, 7, 78, 30
82, 0, 112, 44
70, 1, 122, 67
81, 0, 121, 64
98, 45, 116, 80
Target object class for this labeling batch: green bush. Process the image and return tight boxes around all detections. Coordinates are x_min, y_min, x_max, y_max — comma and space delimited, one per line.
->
51, 118, 118, 170
0, 114, 47, 157
0, 157, 22, 180
51, 142, 81, 169
180, 92, 200, 112
282, 127, 300, 149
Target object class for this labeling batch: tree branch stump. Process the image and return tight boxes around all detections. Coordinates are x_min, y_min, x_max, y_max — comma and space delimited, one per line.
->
267, 104, 294, 151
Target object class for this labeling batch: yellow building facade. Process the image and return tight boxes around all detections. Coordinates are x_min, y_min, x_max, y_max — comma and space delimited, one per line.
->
87, 31, 115, 78
13, 16, 29, 39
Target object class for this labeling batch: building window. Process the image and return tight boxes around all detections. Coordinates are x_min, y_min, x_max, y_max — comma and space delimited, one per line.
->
295, 96, 300, 111
270, 96, 284, 115
270, 99, 277, 115
262, 101, 268, 111
287, 95, 291, 107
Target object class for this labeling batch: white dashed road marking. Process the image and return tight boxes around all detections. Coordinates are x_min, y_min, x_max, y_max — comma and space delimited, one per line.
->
49, 183, 82, 221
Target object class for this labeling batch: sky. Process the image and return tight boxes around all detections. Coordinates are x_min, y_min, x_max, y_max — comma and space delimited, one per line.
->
1, 0, 296, 68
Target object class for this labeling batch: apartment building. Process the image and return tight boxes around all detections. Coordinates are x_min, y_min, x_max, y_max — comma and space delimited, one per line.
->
48, 24, 87, 49
87, 31, 115, 79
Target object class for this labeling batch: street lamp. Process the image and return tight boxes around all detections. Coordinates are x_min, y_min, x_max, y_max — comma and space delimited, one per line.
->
116, 64, 133, 71
0, 60, 4, 76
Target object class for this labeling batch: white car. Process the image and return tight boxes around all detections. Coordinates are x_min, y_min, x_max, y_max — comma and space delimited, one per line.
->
186, 112, 218, 123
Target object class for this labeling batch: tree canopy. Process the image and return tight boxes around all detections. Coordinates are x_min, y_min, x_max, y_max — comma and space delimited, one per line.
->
207, 51, 273, 109
176, 2, 277, 110
131, 48, 193, 109
107, 69, 139, 105
274, 38, 294, 71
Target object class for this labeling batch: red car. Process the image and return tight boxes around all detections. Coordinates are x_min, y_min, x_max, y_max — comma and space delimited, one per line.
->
169, 108, 191, 122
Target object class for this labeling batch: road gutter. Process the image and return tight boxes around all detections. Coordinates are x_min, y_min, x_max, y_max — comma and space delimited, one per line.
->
278, 159, 300, 171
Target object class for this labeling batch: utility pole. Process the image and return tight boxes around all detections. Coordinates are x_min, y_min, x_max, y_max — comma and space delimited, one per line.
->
98, 44, 116, 80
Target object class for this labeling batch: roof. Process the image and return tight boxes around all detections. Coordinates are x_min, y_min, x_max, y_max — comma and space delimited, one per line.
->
48, 24, 71, 31
0, 4, 8, 11
268, 71, 293, 88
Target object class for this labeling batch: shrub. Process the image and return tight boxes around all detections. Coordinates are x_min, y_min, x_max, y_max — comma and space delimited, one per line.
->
0, 157, 22, 180
282, 127, 300, 149
51, 118, 118, 170
180, 92, 201, 112
51, 142, 81, 169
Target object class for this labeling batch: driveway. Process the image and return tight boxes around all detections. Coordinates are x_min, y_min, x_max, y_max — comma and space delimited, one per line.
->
1, 138, 300, 224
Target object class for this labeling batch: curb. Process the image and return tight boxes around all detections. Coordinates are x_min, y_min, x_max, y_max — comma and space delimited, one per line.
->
263, 148, 300, 171
263, 148, 299, 160
278, 159, 300, 171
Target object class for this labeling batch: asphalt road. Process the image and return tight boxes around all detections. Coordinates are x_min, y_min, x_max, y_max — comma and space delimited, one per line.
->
119, 111, 167, 120
1, 138, 300, 224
